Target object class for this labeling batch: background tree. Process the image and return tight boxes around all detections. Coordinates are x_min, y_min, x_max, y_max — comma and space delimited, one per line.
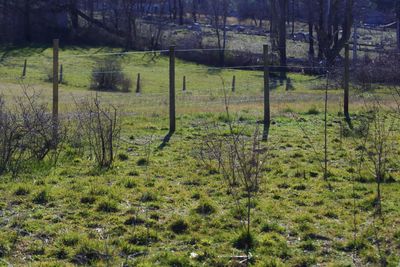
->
237, 0, 268, 26
315, 0, 354, 66
270, 0, 288, 77
304, 0, 317, 63
371, 0, 400, 50
395, 0, 400, 51
206, 0, 231, 66
178, 0, 185, 25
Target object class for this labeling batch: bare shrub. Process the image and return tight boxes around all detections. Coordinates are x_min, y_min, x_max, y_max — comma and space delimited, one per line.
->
390, 86, 400, 118
361, 100, 396, 217
346, 97, 398, 267
0, 87, 66, 175
16, 89, 55, 161
90, 58, 132, 92
0, 96, 23, 174
198, 109, 268, 262
66, 112, 86, 156
76, 95, 120, 168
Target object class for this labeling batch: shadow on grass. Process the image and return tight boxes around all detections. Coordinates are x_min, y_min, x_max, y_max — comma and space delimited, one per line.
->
158, 131, 174, 150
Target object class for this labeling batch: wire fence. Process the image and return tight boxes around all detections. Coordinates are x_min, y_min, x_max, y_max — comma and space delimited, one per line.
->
0, 46, 398, 120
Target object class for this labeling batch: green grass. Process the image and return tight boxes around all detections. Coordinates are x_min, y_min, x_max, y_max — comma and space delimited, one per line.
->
0, 47, 399, 266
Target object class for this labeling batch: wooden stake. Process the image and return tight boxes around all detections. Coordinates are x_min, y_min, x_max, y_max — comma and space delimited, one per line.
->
52, 39, 59, 147
262, 45, 270, 141
169, 46, 176, 133
59, 64, 63, 84
232, 75, 236, 92
22, 59, 27, 78
182, 76, 186, 91
136, 73, 141, 94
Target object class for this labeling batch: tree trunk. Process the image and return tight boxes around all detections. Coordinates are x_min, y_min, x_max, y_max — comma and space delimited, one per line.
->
0, 0, 7, 41
308, 14, 315, 62
70, 0, 79, 31
192, 0, 197, 23
317, 0, 324, 60
291, 0, 295, 36
178, 0, 184, 25
126, 12, 133, 49
397, 18, 400, 52
173, 0, 177, 21
23, 0, 31, 42
278, 0, 287, 78
396, 1, 400, 51
316, 0, 354, 66
168, 0, 173, 20
353, 22, 358, 63
89, 0, 94, 20
221, 15, 227, 66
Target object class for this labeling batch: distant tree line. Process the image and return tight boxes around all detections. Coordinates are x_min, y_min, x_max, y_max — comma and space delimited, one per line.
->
0, 0, 399, 66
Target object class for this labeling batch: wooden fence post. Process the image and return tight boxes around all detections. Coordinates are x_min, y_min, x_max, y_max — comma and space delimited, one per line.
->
59, 64, 63, 84
182, 76, 186, 91
169, 46, 176, 133
232, 75, 236, 92
263, 44, 270, 141
136, 73, 141, 94
52, 39, 59, 147
22, 59, 27, 78
344, 43, 351, 127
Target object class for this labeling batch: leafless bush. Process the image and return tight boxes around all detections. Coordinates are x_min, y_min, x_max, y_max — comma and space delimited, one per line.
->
390, 86, 400, 118
66, 112, 86, 156
198, 110, 268, 261
90, 58, 132, 92
16, 90, 56, 160
76, 95, 121, 168
346, 97, 397, 266
0, 96, 23, 174
361, 100, 396, 217
0, 87, 65, 175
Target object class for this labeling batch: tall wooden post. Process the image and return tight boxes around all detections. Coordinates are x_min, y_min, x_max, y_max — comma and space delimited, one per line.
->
52, 39, 59, 146
232, 75, 236, 92
22, 59, 27, 78
169, 46, 176, 133
344, 43, 351, 127
136, 73, 141, 93
263, 45, 270, 141
59, 64, 63, 84
182, 76, 186, 91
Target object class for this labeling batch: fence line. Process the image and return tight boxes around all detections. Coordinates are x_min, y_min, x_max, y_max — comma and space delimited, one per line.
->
0, 74, 326, 89
0, 41, 380, 138
59, 49, 169, 59
1, 47, 399, 62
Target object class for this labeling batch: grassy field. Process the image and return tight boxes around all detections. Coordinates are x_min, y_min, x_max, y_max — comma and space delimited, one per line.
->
0, 47, 399, 266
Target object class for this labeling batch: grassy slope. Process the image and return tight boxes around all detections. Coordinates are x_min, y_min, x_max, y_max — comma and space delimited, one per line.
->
0, 47, 399, 266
